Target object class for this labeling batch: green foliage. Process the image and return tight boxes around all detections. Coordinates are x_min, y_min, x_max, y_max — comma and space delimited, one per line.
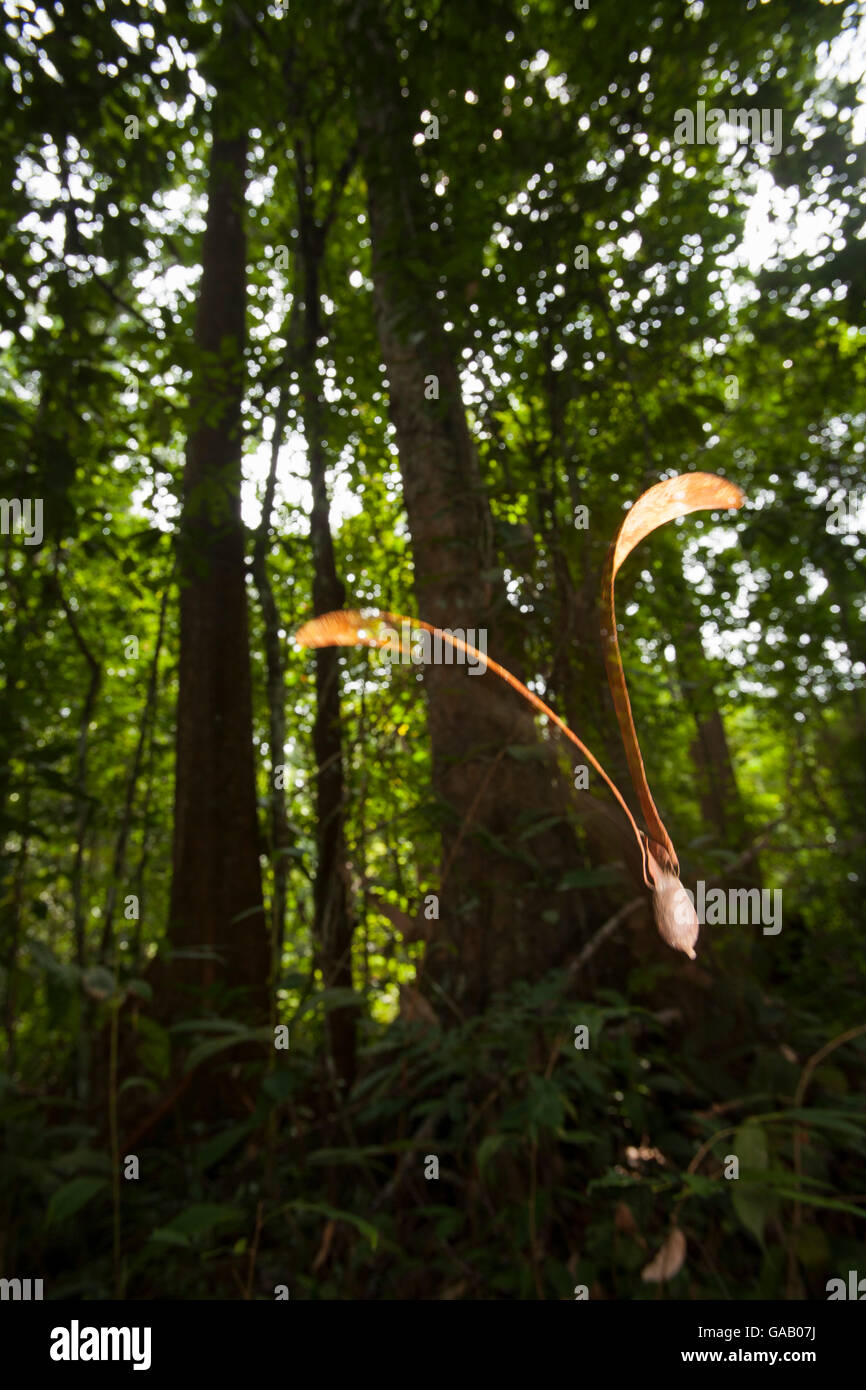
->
4, 969, 863, 1298
46, 1175, 108, 1228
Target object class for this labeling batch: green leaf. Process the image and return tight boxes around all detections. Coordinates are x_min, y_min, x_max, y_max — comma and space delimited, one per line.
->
183, 1026, 270, 1072
307, 1144, 404, 1166
760, 1187, 866, 1220
732, 1182, 774, 1248
280, 1200, 381, 1250
526, 1075, 565, 1130
171, 1018, 252, 1035
731, 1121, 774, 1245
778, 1108, 866, 1141
556, 1130, 604, 1146
677, 1172, 718, 1198
262, 1068, 294, 1102
587, 1170, 643, 1193
433, 1207, 464, 1240
516, 814, 567, 841
161, 1203, 245, 1238
734, 1120, 768, 1172
150, 1227, 190, 1248
82, 966, 119, 1000
54, 1148, 111, 1175
46, 1176, 108, 1226
135, 1016, 170, 1081
126, 978, 153, 1002
197, 1121, 255, 1169
118, 1075, 158, 1098
231, 904, 266, 925
476, 1132, 508, 1175
296, 987, 364, 1017
795, 1224, 830, 1269
506, 744, 548, 762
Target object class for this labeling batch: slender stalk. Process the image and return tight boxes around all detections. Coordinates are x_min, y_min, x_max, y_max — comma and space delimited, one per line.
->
297, 609, 651, 876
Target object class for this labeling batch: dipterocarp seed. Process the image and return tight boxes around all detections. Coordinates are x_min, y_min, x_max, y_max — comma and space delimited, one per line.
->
296, 472, 746, 961
652, 872, 700, 962
641, 1226, 687, 1283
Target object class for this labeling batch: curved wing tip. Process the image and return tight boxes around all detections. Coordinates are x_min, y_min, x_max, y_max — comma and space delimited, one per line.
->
728, 482, 747, 510
694, 473, 746, 511
294, 609, 383, 651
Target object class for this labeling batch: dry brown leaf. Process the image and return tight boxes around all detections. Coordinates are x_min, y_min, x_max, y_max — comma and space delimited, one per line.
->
439, 1280, 468, 1300
625, 1143, 667, 1167
368, 893, 415, 938
641, 1226, 687, 1283
614, 1201, 641, 1241
311, 1218, 337, 1274
398, 984, 440, 1028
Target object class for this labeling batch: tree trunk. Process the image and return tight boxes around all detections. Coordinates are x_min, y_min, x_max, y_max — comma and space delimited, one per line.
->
251, 391, 293, 1002
347, 1, 590, 1013
166, 49, 268, 1025
54, 569, 101, 1101
297, 181, 357, 1084
100, 581, 169, 959
672, 595, 753, 856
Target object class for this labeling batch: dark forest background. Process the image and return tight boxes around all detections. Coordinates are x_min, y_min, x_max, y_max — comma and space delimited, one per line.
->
1, 0, 864, 1301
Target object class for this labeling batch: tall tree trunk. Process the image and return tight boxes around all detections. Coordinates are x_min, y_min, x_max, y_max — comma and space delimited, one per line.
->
346, 1, 589, 1013
296, 175, 356, 1084
251, 391, 293, 1003
54, 566, 101, 1100
2, 783, 29, 1074
689, 702, 746, 848
671, 592, 753, 856
100, 581, 170, 959
167, 41, 268, 1025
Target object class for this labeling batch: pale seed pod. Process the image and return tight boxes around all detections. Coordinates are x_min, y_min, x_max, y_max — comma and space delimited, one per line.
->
652, 872, 699, 960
